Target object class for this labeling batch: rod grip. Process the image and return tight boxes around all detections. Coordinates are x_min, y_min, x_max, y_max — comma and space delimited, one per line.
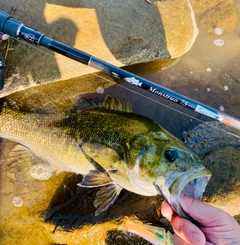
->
0, 10, 21, 37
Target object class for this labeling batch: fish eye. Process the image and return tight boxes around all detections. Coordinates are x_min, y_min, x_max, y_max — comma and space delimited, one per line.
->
165, 150, 177, 162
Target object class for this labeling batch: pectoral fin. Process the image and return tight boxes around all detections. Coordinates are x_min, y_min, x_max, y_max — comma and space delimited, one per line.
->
94, 184, 122, 216
78, 170, 112, 188
78, 170, 122, 215
78, 143, 124, 215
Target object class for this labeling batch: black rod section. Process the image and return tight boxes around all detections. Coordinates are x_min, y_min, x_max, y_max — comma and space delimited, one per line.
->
0, 61, 5, 90
1, 10, 240, 130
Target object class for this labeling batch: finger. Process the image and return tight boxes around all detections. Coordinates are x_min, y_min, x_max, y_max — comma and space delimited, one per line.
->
180, 194, 233, 226
174, 234, 191, 245
161, 200, 174, 219
171, 214, 206, 245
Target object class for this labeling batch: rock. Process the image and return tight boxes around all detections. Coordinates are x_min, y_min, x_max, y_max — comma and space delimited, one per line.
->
190, 0, 226, 14
203, 146, 240, 223
183, 121, 240, 221
156, 0, 197, 59
191, 0, 238, 34
1, 0, 196, 96
182, 121, 240, 157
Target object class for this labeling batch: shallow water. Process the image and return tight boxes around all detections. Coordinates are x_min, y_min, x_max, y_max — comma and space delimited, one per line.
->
1, 1, 240, 245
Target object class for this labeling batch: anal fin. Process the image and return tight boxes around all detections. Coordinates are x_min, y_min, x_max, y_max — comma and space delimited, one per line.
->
94, 184, 122, 216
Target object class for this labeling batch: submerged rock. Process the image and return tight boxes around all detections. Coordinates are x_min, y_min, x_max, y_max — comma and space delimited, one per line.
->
183, 121, 240, 223
182, 121, 240, 157
191, 0, 238, 34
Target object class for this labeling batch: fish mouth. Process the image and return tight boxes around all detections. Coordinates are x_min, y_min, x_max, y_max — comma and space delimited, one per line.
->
173, 167, 212, 200
156, 167, 211, 220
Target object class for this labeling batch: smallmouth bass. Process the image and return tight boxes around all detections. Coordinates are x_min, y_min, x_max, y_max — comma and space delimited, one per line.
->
0, 96, 211, 219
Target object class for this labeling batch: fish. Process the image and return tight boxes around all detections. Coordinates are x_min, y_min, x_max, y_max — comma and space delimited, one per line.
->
0, 95, 211, 218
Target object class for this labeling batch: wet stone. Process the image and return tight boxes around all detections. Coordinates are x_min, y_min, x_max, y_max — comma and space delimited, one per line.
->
192, 0, 239, 34
202, 146, 240, 198
182, 121, 240, 157
183, 121, 240, 221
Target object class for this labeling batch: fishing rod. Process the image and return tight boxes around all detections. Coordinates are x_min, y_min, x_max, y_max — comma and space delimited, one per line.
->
1, 10, 240, 130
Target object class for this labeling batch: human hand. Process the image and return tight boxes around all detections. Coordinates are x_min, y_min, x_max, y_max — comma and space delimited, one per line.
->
161, 194, 240, 245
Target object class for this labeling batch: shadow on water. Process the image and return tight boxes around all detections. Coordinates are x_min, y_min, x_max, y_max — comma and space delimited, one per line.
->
46, 0, 169, 62
1, 1, 78, 82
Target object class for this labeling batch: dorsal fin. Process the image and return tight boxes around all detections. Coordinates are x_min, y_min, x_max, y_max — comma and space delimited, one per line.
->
100, 95, 132, 113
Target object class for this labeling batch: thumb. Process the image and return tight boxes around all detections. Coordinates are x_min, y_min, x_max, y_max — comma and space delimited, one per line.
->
180, 194, 225, 226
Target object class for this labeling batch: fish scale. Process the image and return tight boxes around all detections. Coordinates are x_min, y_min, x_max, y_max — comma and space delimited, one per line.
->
52, 106, 161, 158
0, 107, 94, 174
